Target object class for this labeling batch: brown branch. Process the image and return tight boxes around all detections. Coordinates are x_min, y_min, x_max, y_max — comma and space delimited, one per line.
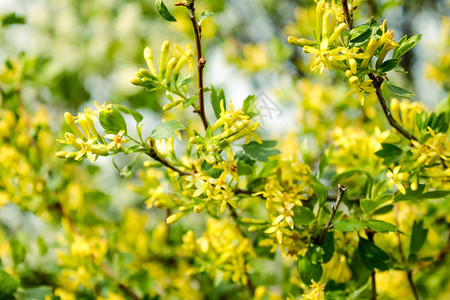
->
101, 263, 141, 300
340, 1, 418, 142
367, 230, 377, 300
341, 0, 354, 30
177, 0, 209, 130
394, 204, 420, 300
317, 184, 347, 244
368, 74, 418, 141
146, 148, 192, 176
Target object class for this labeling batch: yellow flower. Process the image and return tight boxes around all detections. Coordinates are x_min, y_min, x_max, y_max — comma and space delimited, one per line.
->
214, 148, 240, 183
104, 130, 127, 150
345, 77, 376, 105
74, 138, 107, 163
272, 201, 295, 230
386, 166, 409, 194
302, 280, 325, 300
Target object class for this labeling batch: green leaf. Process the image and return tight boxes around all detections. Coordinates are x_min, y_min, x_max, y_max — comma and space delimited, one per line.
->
394, 185, 450, 202
243, 94, 260, 118
297, 255, 323, 284
309, 176, 328, 206
375, 143, 403, 165
378, 59, 400, 73
99, 108, 127, 134
358, 236, 390, 271
156, 0, 177, 22
198, 11, 214, 26
366, 220, 397, 233
331, 169, 360, 185
0, 271, 19, 298
242, 140, 280, 162
349, 24, 371, 43
393, 34, 422, 59
292, 207, 315, 225
322, 232, 335, 263
333, 220, 366, 232
387, 83, 415, 99
318, 148, 333, 179
372, 205, 394, 215
9, 238, 26, 265
178, 74, 193, 89
37, 237, 48, 255
150, 120, 185, 140
210, 85, 225, 120
183, 93, 198, 108
1, 13, 25, 27
360, 194, 393, 215
113, 104, 143, 123
120, 156, 138, 179
409, 220, 428, 254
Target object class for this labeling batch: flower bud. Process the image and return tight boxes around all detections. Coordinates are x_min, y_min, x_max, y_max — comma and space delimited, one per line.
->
164, 57, 177, 86
64, 112, 84, 139
166, 211, 188, 224
159, 40, 170, 77
55, 151, 67, 158
130, 78, 141, 86
144, 47, 157, 74
328, 23, 347, 44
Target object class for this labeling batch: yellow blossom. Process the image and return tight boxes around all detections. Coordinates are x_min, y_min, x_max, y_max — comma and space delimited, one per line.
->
386, 166, 409, 194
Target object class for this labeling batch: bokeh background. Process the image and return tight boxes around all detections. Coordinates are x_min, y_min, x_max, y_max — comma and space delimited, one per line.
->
0, 0, 449, 299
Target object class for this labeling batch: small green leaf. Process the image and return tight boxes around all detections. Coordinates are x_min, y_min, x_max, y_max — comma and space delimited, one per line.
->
1, 13, 25, 27
150, 120, 185, 140
297, 255, 323, 284
332, 169, 360, 185
120, 156, 138, 179
242, 140, 280, 162
183, 93, 198, 108
375, 143, 403, 165
378, 58, 400, 73
333, 220, 366, 232
387, 83, 415, 99
178, 74, 193, 89
113, 104, 143, 123
9, 238, 26, 265
99, 108, 127, 134
0, 271, 19, 298
360, 194, 393, 215
198, 11, 214, 26
393, 34, 422, 59
409, 220, 428, 254
358, 236, 390, 271
309, 176, 328, 206
292, 207, 315, 225
243, 94, 260, 118
156, 0, 177, 22
349, 24, 371, 43
210, 85, 225, 119
366, 220, 397, 233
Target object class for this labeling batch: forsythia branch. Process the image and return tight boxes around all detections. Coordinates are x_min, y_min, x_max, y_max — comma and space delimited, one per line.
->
177, 0, 209, 130
340, 0, 418, 142
317, 184, 347, 244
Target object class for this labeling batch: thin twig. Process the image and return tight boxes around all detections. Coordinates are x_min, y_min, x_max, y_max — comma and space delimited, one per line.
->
341, 0, 354, 30
394, 204, 420, 300
146, 148, 192, 176
368, 74, 418, 141
101, 263, 141, 300
317, 184, 347, 244
367, 230, 377, 300
177, 0, 209, 130
340, 0, 418, 142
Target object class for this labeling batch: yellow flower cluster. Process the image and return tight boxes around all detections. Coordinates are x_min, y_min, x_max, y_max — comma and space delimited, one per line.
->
190, 100, 261, 164
56, 102, 125, 162
411, 127, 450, 166
182, 219, 255, 285
250, 156, 311, 256
390, 98, 425, 136
288, 1, 399, 105
0, 107, 52, 207
131, 40, 194, 90
331, 126, 390, 173
302, 280, 325, 300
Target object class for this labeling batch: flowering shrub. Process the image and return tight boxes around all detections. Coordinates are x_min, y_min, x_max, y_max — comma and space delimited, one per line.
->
0, 0, 449, 299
